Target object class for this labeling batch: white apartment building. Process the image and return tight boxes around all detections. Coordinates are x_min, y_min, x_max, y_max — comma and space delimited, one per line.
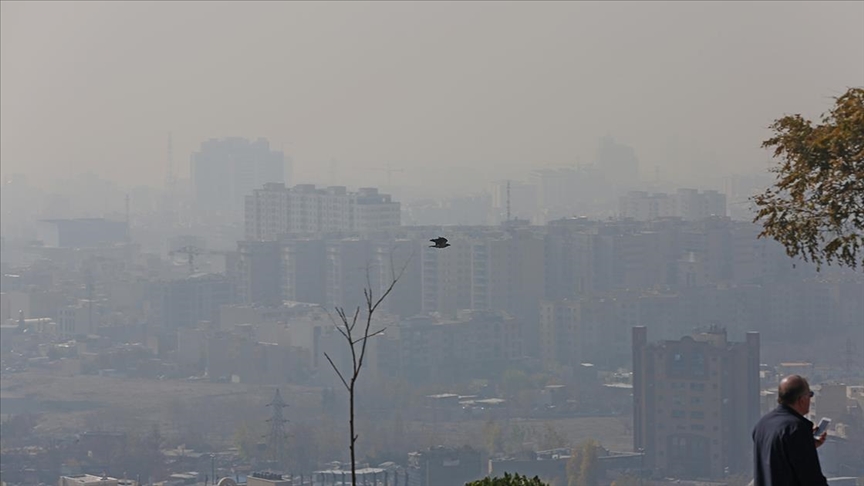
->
245, 184, 400, 240
619, 189, 727, 221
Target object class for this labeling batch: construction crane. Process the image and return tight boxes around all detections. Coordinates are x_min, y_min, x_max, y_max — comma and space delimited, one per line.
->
371, 163, 405, 187
168, 245, 204, 274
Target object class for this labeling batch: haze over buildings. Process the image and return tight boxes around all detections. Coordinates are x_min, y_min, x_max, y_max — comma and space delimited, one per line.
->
2, 2, 863, 192
0, 2, 863, 485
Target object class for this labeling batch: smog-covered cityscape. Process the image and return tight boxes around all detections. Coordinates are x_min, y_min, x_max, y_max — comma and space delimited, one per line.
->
1, 2, 863, 486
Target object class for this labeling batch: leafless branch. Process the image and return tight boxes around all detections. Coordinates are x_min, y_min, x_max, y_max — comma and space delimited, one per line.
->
324, 245, 415, 486
351, 328, 387, 345
323, 352, 349, 392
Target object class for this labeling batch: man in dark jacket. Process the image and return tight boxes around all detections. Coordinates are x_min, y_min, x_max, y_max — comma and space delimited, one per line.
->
752, 374, 828, 486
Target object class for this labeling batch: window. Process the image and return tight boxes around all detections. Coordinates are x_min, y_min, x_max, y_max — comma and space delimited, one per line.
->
671, 410, 686, 418
691, 411, 704, 419
691, 352, 706, 377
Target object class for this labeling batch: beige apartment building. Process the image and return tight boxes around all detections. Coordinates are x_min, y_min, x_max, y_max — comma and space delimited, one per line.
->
632, 326, 760, 479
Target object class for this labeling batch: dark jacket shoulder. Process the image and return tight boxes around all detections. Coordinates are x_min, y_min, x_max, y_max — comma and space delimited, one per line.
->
755, 404, 812, 435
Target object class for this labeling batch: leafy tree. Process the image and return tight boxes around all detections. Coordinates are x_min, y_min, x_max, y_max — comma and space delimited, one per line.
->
482, 419, 504, 453
565, 448, 581, 486
234, 419, 264, 461
752, 87, 864, 269
466, 473, 550, 486
576, 440, 601, 486
567, 440, 601, 486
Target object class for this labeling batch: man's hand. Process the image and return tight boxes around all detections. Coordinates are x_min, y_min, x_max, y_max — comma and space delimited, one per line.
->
814, 429, 827, 448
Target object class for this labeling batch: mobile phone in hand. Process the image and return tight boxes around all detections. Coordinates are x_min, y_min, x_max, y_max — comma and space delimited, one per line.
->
813, 417, 831, 438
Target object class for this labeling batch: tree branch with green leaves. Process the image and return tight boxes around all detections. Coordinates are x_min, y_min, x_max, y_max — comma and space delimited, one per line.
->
752, 87, 864, 270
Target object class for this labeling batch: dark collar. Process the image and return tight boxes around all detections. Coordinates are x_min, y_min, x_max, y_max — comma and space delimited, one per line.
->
777, 404, 810, 423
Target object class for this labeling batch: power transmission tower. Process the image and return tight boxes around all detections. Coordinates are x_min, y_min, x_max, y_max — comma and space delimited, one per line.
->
264, 388, 289, 465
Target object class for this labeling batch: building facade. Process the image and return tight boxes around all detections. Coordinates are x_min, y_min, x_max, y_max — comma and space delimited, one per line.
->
619, 189, 727, 222
632, 326, 760, 479
244, 183, 400, 240
191, 137, 288, 217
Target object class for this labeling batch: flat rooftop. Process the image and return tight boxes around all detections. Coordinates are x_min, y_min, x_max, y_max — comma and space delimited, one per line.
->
62, 475, 117, 484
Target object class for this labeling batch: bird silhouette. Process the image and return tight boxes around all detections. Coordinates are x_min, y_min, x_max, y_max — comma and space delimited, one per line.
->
430, 237, 450, 248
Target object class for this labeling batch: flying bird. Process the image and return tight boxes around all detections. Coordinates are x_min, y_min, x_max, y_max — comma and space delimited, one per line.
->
430, 237, 450, 248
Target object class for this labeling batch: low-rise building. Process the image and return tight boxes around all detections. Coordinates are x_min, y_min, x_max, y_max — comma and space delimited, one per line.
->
59, 474, 118, 486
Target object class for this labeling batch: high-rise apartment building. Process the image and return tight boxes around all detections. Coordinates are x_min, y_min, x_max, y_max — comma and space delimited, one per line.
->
619, 189, 727, 222
632, 326, 760, 479
281, 238, 326, 305
597, 135, 640, 193
470, 230, 545, 322
382, 311, 524, 384
421, 237, 473, 317
244, 184, 400, 240
372, 238, 423, 317
191, 137, 289, 217
236, 240, 283, 307
324, 238, 373, 311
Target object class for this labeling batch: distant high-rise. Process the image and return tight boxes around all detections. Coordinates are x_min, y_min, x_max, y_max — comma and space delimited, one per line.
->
598, 136, 639, 193
191, 137, 290, 217
244, 183, 400, 240
632, 326, 760, 479
618, 189, 727, 221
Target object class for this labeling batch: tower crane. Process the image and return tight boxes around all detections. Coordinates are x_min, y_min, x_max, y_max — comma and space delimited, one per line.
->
371, 163, 405, 187
168, 245, 203, 274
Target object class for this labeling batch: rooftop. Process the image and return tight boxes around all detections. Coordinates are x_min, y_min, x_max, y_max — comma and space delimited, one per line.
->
61, 474, 117, 484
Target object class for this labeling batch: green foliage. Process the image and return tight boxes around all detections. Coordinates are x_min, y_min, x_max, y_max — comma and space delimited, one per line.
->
566, 450, 582, 486
466, 472, 550, 486
752, 87, 864, 269
234, 419, 264, 461
566, 439, 601, 486
483, 419, 504, 453
577, 439, 600, 486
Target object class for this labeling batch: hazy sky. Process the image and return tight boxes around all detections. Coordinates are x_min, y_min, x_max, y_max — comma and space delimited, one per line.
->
2, 1, 862, 190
